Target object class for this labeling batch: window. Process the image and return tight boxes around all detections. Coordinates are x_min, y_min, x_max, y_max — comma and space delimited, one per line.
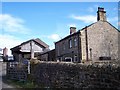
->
63, 42, 65, 50
74, 55, 77, 62
69, 39, 72, 48
65, 57, 72, 62
74, 38, 77, 47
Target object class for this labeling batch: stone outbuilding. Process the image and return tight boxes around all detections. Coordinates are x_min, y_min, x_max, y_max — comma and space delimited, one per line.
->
38, 49, 55, 61
11, 38, 49, 61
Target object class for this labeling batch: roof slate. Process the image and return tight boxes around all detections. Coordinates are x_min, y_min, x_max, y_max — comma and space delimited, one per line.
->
55, 21, 120, 44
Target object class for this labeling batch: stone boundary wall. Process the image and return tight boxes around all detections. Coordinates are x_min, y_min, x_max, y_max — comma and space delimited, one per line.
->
30, 62, 120, 89
6, 62, 28, 81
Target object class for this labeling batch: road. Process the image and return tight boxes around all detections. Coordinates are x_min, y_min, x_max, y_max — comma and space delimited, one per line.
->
0, 62, 17, 90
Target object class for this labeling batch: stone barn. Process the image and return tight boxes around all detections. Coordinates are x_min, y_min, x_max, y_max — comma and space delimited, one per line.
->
55, 7, 119, 63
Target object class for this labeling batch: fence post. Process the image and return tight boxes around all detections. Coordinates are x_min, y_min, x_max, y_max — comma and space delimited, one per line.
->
28, 61, 30, 74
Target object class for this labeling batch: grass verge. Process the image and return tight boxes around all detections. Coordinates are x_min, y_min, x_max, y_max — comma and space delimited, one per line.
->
5, 79, 38, 88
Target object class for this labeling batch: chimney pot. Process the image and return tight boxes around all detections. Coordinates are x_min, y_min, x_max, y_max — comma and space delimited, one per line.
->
70, 27, 76, 35
98, 7, 104, 11
97, 7, 106, 21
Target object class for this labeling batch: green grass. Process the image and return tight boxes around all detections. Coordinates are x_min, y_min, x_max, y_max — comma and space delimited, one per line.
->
6, 79, 38, 88
6, 79, 52, 89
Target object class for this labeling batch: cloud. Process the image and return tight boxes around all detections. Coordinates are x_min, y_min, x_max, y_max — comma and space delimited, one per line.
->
108, 17, 118, 27
118, 22, 120, 26
108, 17, 118, 22
113, 7, 117, 11
42, 34, 61, 42
94, 5, 99, 8
49, 44, 55, 50
41, 34, 61, 50
0, 14, 30, 34
88, 7, 94, 13
67, 24, 76, 27
48, 34, 61, 41
70, 14, 97, 23
0, 34, 23, 56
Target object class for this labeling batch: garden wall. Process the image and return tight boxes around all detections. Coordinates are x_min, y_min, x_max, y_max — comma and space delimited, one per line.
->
30, 62, 120, 89
6, 62, 28, 81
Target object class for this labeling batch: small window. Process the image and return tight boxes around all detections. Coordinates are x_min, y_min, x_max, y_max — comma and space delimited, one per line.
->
74, 55, 77, 62
74, 38, 77, 47
69, 39, 72, 48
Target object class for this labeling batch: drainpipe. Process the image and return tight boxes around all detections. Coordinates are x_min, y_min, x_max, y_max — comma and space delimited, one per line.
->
78, 32, 82, 63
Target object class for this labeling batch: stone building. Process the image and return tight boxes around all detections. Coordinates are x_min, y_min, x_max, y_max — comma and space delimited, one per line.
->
55, 7, 119, 63
55, 27, 81, 62
0, 48, 3, 61
39, 49, 55, 61
11, 38, 49, 61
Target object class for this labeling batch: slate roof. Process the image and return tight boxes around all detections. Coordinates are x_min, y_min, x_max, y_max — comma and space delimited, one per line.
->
55, 21, 120, 44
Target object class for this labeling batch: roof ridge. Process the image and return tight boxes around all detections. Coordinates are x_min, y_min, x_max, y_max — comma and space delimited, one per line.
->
34, 38, 49, 48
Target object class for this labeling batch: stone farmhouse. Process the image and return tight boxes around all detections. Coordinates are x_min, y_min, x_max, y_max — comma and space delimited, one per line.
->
11, 38, 49, 61
55, 7, 119, 63
11, 7, 119, 63
7, 7, 120, 87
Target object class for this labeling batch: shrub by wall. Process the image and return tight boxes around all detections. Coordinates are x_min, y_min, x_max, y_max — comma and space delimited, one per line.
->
30, 62, 120, 89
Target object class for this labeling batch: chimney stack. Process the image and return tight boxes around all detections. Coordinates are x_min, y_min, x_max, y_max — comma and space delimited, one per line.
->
97, 7, 106, 21
70, 27, 76, 35
3, 47, 8, 56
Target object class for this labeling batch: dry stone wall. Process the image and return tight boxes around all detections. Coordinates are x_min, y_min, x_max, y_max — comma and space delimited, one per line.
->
6, 62, 28, 81
30, 62, 120, 89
